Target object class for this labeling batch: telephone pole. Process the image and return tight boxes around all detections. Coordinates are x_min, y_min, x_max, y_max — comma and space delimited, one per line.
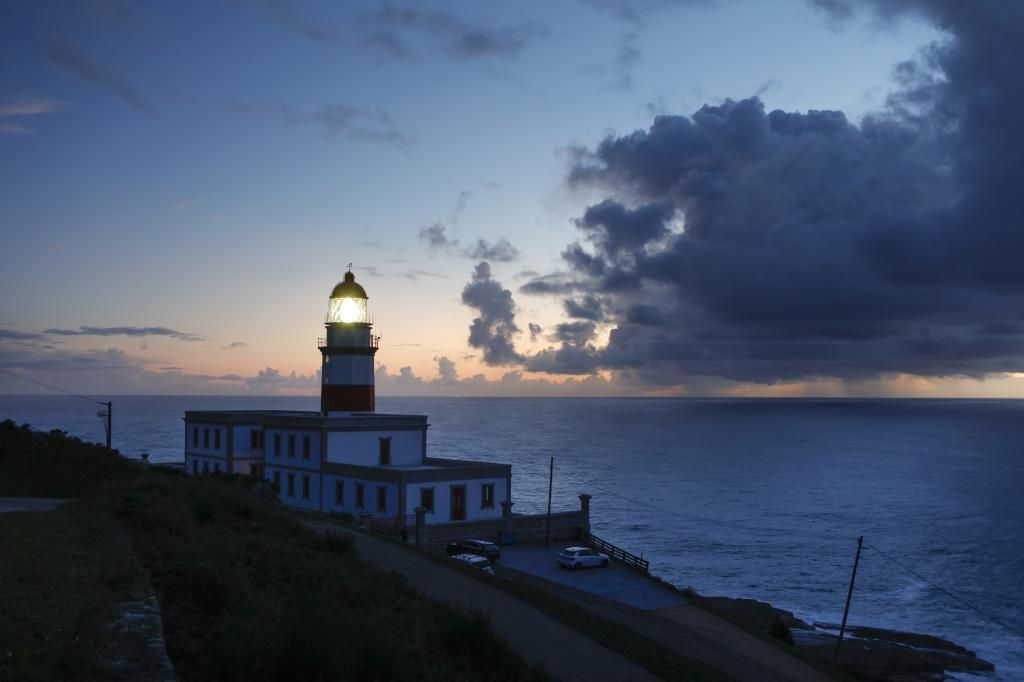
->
104, 401, 112, 450
834, 536, 864, 664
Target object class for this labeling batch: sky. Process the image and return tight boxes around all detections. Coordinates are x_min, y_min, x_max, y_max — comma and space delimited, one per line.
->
2, 0, 1024, 398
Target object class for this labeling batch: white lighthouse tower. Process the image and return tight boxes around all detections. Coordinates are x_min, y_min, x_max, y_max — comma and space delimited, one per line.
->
319, 270, 379, 414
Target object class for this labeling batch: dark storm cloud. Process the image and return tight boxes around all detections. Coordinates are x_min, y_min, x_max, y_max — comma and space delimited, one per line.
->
365, 6, 548, 61
47, 36, 152, 114
460, 262, 523, 365
564, 295, 605, 321
45, 326, 203, 342
525, 0, 1024, 385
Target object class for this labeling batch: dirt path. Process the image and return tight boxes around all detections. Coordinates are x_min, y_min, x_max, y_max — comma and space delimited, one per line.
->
301, 518, 663, 682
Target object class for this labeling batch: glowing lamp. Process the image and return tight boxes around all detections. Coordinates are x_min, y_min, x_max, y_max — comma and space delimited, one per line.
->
327, 271, 369, 324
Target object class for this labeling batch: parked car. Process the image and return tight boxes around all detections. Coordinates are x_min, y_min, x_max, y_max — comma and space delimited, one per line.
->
557, 546, 609, 570
445, 539, 501, 561
450, 553, 494, 575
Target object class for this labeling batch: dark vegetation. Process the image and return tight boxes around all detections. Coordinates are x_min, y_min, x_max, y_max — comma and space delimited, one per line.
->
0, 420, 549, 681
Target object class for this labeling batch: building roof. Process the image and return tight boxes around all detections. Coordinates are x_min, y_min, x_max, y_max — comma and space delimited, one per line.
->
183, 410, 427, 429
330, 271, 368, 299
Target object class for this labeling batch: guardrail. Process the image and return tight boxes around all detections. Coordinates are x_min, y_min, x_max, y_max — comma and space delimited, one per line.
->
585, 532, 649, 574
367, 515, 416, 536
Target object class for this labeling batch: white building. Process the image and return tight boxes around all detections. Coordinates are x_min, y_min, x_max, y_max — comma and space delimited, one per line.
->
184, 272, 511, 526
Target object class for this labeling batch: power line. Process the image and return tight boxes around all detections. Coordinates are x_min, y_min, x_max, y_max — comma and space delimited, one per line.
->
0, 368, 105, 405
863, 541, 1023, 638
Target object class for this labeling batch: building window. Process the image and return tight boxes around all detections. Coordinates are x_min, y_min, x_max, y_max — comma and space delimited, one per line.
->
303, 435, 311, 460
214, 462, 221, 473
250, 429, 259, 449
192, 427, 198, 447
481, 483, 495, 509
203, 428, 209, 448
379, 437, 391, 466
302, 475, 310, 500
288, 434, 295, 458
202, 460, 209, 475
273, 434, 281, 457
192, 459, 198, 475
287, 473, 295, 497
376, 486, 386, 513
335, 480, 344, 505
420, 487, 434, 513
214, 429, 220, 450
355, 483, 365, 509
273, 471, 281, 490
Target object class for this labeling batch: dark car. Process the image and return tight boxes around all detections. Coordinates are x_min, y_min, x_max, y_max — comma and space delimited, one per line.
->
445, 539, 501, 561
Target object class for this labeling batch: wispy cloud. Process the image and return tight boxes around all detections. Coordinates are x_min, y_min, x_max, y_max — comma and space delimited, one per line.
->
363, 5, 548, 61
402, 269, 447, 280
0, 97, 65, 134
231, 100, 411, 147
418, 223, 520, 262
223, 341, 248, 349
251, 0, 341, 44
0, 329, 47, 341
44, 326, 203, 341
47, 36, 153, 114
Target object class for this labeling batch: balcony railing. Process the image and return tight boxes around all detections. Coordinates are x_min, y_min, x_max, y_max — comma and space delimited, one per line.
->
317, 336, 380, 351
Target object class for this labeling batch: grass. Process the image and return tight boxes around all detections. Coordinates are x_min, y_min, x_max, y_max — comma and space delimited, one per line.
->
0, 420, 551, 682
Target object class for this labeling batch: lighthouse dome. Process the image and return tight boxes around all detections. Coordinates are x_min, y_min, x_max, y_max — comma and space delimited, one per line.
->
330, 271, 368, 299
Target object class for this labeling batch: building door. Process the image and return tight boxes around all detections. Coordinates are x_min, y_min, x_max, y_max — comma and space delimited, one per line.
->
450, 485, 466, 521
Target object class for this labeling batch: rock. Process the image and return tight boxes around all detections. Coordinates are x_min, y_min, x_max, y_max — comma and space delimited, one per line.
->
686, 593, 995, 681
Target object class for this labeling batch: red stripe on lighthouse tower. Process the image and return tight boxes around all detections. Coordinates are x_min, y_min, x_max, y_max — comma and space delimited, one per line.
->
321, 384, 375, 412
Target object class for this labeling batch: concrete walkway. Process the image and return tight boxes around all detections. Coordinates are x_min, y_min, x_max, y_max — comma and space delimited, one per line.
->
0, 497, 176, 681
0, 497, 71, 513
301, 518, 662, 682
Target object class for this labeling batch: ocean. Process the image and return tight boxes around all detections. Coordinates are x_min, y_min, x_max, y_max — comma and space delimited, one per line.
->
2, 395, 1021, 679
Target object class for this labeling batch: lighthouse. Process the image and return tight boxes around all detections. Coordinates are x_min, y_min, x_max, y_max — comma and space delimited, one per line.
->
319, 270, 379, 414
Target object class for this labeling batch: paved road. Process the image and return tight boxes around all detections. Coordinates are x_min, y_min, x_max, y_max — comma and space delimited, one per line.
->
301, 518, 662, 682
499, 544, 684, 610
498, 545, 831, 682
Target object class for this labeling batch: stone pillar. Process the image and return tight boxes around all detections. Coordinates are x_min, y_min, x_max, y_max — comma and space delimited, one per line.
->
501, 500, 514, 532
579, 494, 592, 536
414, 506, 426, 548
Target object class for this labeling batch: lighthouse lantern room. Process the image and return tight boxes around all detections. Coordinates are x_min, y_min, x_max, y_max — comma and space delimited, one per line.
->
319, 270, 379, 414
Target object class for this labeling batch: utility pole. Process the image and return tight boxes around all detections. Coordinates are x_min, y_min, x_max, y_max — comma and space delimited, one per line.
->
544, 456, 554, 548
834, 536, 864, 664
106, 401, 112, 450
99, 401, 112, 450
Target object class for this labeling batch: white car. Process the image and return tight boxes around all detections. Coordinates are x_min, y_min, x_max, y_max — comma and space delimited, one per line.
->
451, 552, 494, 575
557, 546, 610, 570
